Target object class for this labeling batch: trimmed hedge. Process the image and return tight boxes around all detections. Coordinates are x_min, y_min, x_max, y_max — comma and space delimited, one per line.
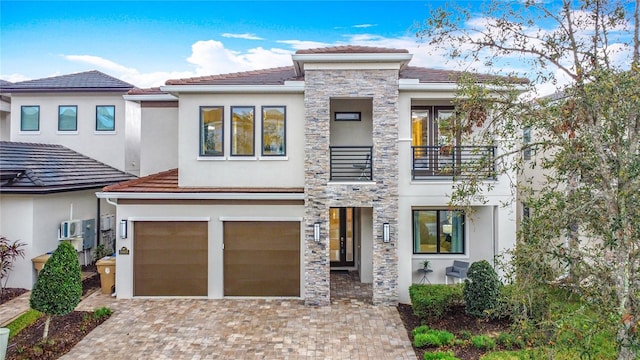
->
30, 241, 82, 316
463, 260, 501, 318
409, 284, 464, 319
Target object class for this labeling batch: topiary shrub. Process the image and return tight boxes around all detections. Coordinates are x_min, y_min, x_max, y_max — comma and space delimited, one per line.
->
463, 260, 501, 318
409, 284, 464, 319
30, 241, 82, 339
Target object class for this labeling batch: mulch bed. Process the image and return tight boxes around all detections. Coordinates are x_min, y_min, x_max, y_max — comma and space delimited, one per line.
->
4, 271, 108, 360
0, 288, 28, 305
397, 303, 511, 360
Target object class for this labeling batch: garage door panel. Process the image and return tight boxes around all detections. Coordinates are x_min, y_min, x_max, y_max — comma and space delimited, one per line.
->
224, 221, 300, 297
134, 221, 208, 296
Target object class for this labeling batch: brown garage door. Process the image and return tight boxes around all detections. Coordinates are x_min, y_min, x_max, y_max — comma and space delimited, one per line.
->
224, 221, 300, 296
134, 221, 208, 296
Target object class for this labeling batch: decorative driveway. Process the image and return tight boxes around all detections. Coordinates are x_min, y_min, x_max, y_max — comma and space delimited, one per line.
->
62, 294, 416, 359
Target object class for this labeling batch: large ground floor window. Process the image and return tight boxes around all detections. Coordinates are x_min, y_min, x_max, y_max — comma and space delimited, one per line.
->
413, 209, 464, 254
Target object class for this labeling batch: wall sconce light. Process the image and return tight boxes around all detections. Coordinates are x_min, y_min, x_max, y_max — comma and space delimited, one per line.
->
120, 219, 128, 239
383, 223, 390, 243
313, 222, 321, 242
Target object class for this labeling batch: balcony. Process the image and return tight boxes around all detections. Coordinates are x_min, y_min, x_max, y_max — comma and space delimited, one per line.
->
412, 146, 496, 180
330, 146, 373, 181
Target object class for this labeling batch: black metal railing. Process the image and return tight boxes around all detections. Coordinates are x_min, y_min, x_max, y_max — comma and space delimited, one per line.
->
412, 146, 496, 180
330, 146, 373, 181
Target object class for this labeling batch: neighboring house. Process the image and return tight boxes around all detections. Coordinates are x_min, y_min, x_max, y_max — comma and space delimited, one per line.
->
1, 71, 140, 176
0, 141, 135, 289
97, 46, 524, 305
0, 80, 12, 141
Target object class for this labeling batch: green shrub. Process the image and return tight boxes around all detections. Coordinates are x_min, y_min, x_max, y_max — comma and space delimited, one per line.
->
93, 306, 113, 319
30, 241, 82, 339
423, 350, 461, 360
471, 335, 496, 350
414, 329, 455, 347
464, 260, 501, 318
5, 309, 42, 340
458, 330, 473, 340
412, 325, 431, 336
409, 284, 464, 319
479, 349, 536, 359
496, 332, 524, 350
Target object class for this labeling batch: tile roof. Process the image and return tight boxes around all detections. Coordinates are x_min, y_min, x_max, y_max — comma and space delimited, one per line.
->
0, 80, 13, 88
399, 66, 529, 84
127, 87, 168, 95
2, 70, 134, 93
0, 141, 136, 194
103, 168, 304, 194
295, 45, 409, 54
165, 66, 301, 86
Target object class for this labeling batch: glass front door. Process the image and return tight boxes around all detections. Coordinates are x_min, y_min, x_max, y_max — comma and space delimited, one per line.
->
329, 207, 354, 267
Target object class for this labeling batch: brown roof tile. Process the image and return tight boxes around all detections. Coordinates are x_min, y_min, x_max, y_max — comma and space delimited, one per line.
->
295, 45, 409, 54
165, 66, 301, 86
127, 87, 168, 95
400, 66, 529, 84
103, 169, 304, 194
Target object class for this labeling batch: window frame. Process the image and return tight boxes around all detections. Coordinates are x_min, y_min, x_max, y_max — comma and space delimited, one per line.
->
199, 106, 225, 157
230, 106, 255, 157
20, 105, 40, 131
261, 105, 286, 157
95, 105, 116, 131
58, 105, 78, 131
412, 209, 465, 255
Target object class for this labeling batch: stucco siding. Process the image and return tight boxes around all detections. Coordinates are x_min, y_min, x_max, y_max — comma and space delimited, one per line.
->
140, 106, 178, 176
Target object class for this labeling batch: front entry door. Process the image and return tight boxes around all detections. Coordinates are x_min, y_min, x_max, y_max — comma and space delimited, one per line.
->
330, 207, 355, 267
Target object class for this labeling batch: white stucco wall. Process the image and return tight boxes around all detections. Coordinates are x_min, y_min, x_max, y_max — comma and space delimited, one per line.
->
124, 100, 141, 176
177, 93, 305, 188
9, 92, 132, 172
330, 98, 373, 147
0, 190, 115, 289
0, 97, 10, 141
139, 105, 179, 176
114, 202, 305, 299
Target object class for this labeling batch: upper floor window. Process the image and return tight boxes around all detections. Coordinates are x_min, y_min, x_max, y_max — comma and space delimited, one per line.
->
262, 106, 286, 156
231, 106, 255, 156
58, 105, 78, 131
523, 127, 532, 160
413, 209, 465, 254
411, 106, 457, 147
200, 106, 224, 156
96, 105, 115, 131
20, 105, 40, 131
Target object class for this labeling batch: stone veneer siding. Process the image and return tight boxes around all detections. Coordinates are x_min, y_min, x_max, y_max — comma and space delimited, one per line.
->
304, 69, 399, 306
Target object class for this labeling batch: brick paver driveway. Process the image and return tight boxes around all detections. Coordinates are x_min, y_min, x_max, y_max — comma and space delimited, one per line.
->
62, 296, 416, 359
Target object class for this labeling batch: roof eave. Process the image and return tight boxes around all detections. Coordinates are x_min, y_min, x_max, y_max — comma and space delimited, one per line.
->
160, 82, 305, 94
5, 87, 133, 93
399, 81, 530, 93
292, 53, 413, 76
96, 191, 305, 200
1, 184, 109, 195
123, 94, 178, 102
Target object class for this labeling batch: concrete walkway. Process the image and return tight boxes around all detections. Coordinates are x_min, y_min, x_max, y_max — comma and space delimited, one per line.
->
63, 293, 416, 359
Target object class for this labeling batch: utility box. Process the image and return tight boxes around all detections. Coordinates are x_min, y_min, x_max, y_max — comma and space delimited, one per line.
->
32, 253, 52, 275
96, 256, 116, 294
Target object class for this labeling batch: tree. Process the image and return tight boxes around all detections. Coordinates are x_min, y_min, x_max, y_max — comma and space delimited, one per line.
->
417, 1, 639, 358
30, 241, 82, 340
0, 235, 26, 297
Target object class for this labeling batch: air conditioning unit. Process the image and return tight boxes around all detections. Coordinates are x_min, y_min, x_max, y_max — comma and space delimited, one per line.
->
101, 215, 113, 230
61, 219, 83, 238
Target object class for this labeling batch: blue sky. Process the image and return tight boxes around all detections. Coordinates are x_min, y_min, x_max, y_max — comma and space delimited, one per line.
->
1, 1, 636, 93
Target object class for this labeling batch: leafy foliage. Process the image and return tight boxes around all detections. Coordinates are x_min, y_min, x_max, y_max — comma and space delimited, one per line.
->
464, 260, 502, 318
423, 351, 460, 360
471, 335, 496, 350
0, 235, 26, 295
414, 329, 456, 348
409, 284, 464, 319
30, 241, 82, 339
416, 0, 639, 358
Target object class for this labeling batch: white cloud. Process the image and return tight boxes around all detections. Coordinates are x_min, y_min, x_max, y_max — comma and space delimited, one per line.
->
0, 73, 32, 83
186, 40, 292, 75
221, 33, 264, 40
277, 40, 330, 50
64, 55, 137, 75
353, 24, 376, 28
